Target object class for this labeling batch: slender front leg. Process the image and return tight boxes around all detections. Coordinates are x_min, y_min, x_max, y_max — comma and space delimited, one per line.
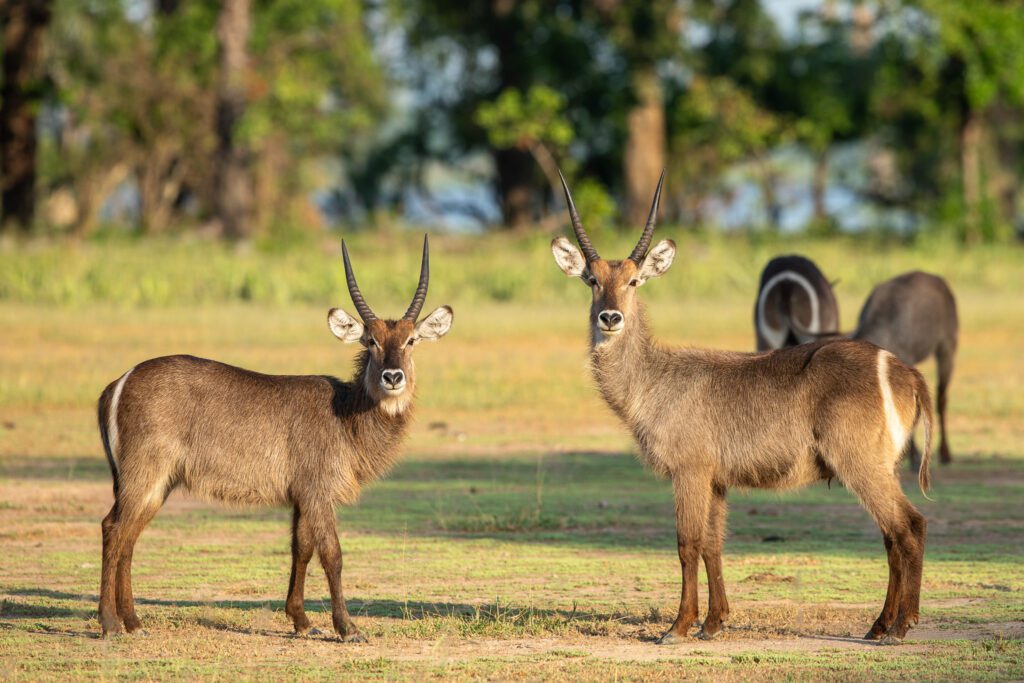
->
699, 484, 730, 639
307, 503, 366, 643
658, 476, 712, 645
286, 505, 317, 635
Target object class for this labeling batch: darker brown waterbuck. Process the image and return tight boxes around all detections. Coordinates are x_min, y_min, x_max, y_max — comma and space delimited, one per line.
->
551, 172, 933, 645
96, 236, 453, 641
754, 255, 840, 351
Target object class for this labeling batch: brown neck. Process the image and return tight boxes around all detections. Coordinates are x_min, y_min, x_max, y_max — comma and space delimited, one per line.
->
589, 301, 659, 424
333, 351, 414, 484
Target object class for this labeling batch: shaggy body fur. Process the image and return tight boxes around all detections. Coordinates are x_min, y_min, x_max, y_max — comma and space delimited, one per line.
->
593, 278, 932, 645
96, 237, 452, 642
96, 351, 412, 641
754, 255, 840, 351
553, 175, 933, 645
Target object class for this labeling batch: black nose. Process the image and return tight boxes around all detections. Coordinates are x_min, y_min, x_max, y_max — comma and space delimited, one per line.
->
382, 369, 405, 387
599, 311, 623, 327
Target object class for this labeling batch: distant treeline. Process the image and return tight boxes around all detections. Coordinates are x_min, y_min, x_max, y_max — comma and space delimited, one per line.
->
1, 1, 1022, 241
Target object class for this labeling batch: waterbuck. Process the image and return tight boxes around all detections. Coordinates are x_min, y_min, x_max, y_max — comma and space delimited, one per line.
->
96, 236, 453, 641
853, 272, 958, 465
754, 266, 957, 465
551, 173, 933, 645
754, 255, 840, 351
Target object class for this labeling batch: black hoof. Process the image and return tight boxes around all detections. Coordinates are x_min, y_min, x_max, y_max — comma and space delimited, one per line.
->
656, 631, 684, 645
878, 634, 904, 646
341, 631, 368, 644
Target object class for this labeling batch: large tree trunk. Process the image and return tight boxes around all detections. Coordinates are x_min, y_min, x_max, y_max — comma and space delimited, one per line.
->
986, 104, 1018, 232
213, 0, 254, 241
138, 143, 185, 235
960, 109, 983, 244
623, 68, 666, 226
495, 149, 535, 229
0, 0, 52, 234
490, 7, 537, 230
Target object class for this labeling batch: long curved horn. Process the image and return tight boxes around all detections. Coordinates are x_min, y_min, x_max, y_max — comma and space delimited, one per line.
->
628, 169, 666, 265
342, 239, 377, 323
558, 169, 599, 263
403, 234, 429, 322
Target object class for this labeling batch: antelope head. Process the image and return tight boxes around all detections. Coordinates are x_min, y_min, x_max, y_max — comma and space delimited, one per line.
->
328, 235, 453, 409
551, 171, 676, 346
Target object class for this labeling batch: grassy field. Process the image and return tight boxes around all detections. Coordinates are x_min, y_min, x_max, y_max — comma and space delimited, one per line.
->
1, 235, 1023, 680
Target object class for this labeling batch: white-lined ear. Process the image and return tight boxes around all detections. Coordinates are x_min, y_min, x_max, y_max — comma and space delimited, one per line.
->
636, 239, 676, 284
415, 305, 453, 341
327, 308, 364, 343
551, 237, 586, 277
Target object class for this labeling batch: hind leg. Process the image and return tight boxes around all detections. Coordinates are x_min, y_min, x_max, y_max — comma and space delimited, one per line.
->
864, 534, 903, 640
99, 505, 123, 636
879, 501, 926, 643
936, 345, 955, 464
115, 501, 162, 633
843, 470, 927, 644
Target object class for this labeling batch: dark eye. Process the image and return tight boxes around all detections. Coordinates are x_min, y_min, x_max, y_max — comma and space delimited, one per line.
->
367, 338, 379, 348
587, 276, 598, 287
406, 338, 415, 347
628, 279, 639, 287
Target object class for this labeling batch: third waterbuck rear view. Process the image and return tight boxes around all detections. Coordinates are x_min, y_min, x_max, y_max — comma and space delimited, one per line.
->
552, 172, 933, 645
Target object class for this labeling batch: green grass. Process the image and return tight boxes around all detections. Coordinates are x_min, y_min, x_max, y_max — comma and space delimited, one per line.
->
1, 230, 1021, 307
1, 234, 1022, 680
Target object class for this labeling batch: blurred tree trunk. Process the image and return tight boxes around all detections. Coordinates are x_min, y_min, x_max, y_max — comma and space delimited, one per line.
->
138, 143, 185, 234
0, 0, 52, 234
214, 0, 254, 241
492, 8, 535, 230
983, 104, 1018, 233
496, 149, 534, 229
623, 68, 666, 226
960, 109, 983, 244
70, 162, 131, 238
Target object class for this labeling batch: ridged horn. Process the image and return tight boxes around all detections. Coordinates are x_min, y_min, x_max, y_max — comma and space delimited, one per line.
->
628, 169, 665, 265
402, 234, 430, 322
342, 239, 377, 323
558, 169, 599, 263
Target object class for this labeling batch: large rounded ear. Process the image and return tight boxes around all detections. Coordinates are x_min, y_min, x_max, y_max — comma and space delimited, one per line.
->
327, 308, 364, 343
636, 239, 676, 285
415, 305, 453, 341
551, 236, 586, 277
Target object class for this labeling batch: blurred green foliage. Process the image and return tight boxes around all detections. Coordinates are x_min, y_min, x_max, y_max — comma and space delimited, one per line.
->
3, 0, 1024, 241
